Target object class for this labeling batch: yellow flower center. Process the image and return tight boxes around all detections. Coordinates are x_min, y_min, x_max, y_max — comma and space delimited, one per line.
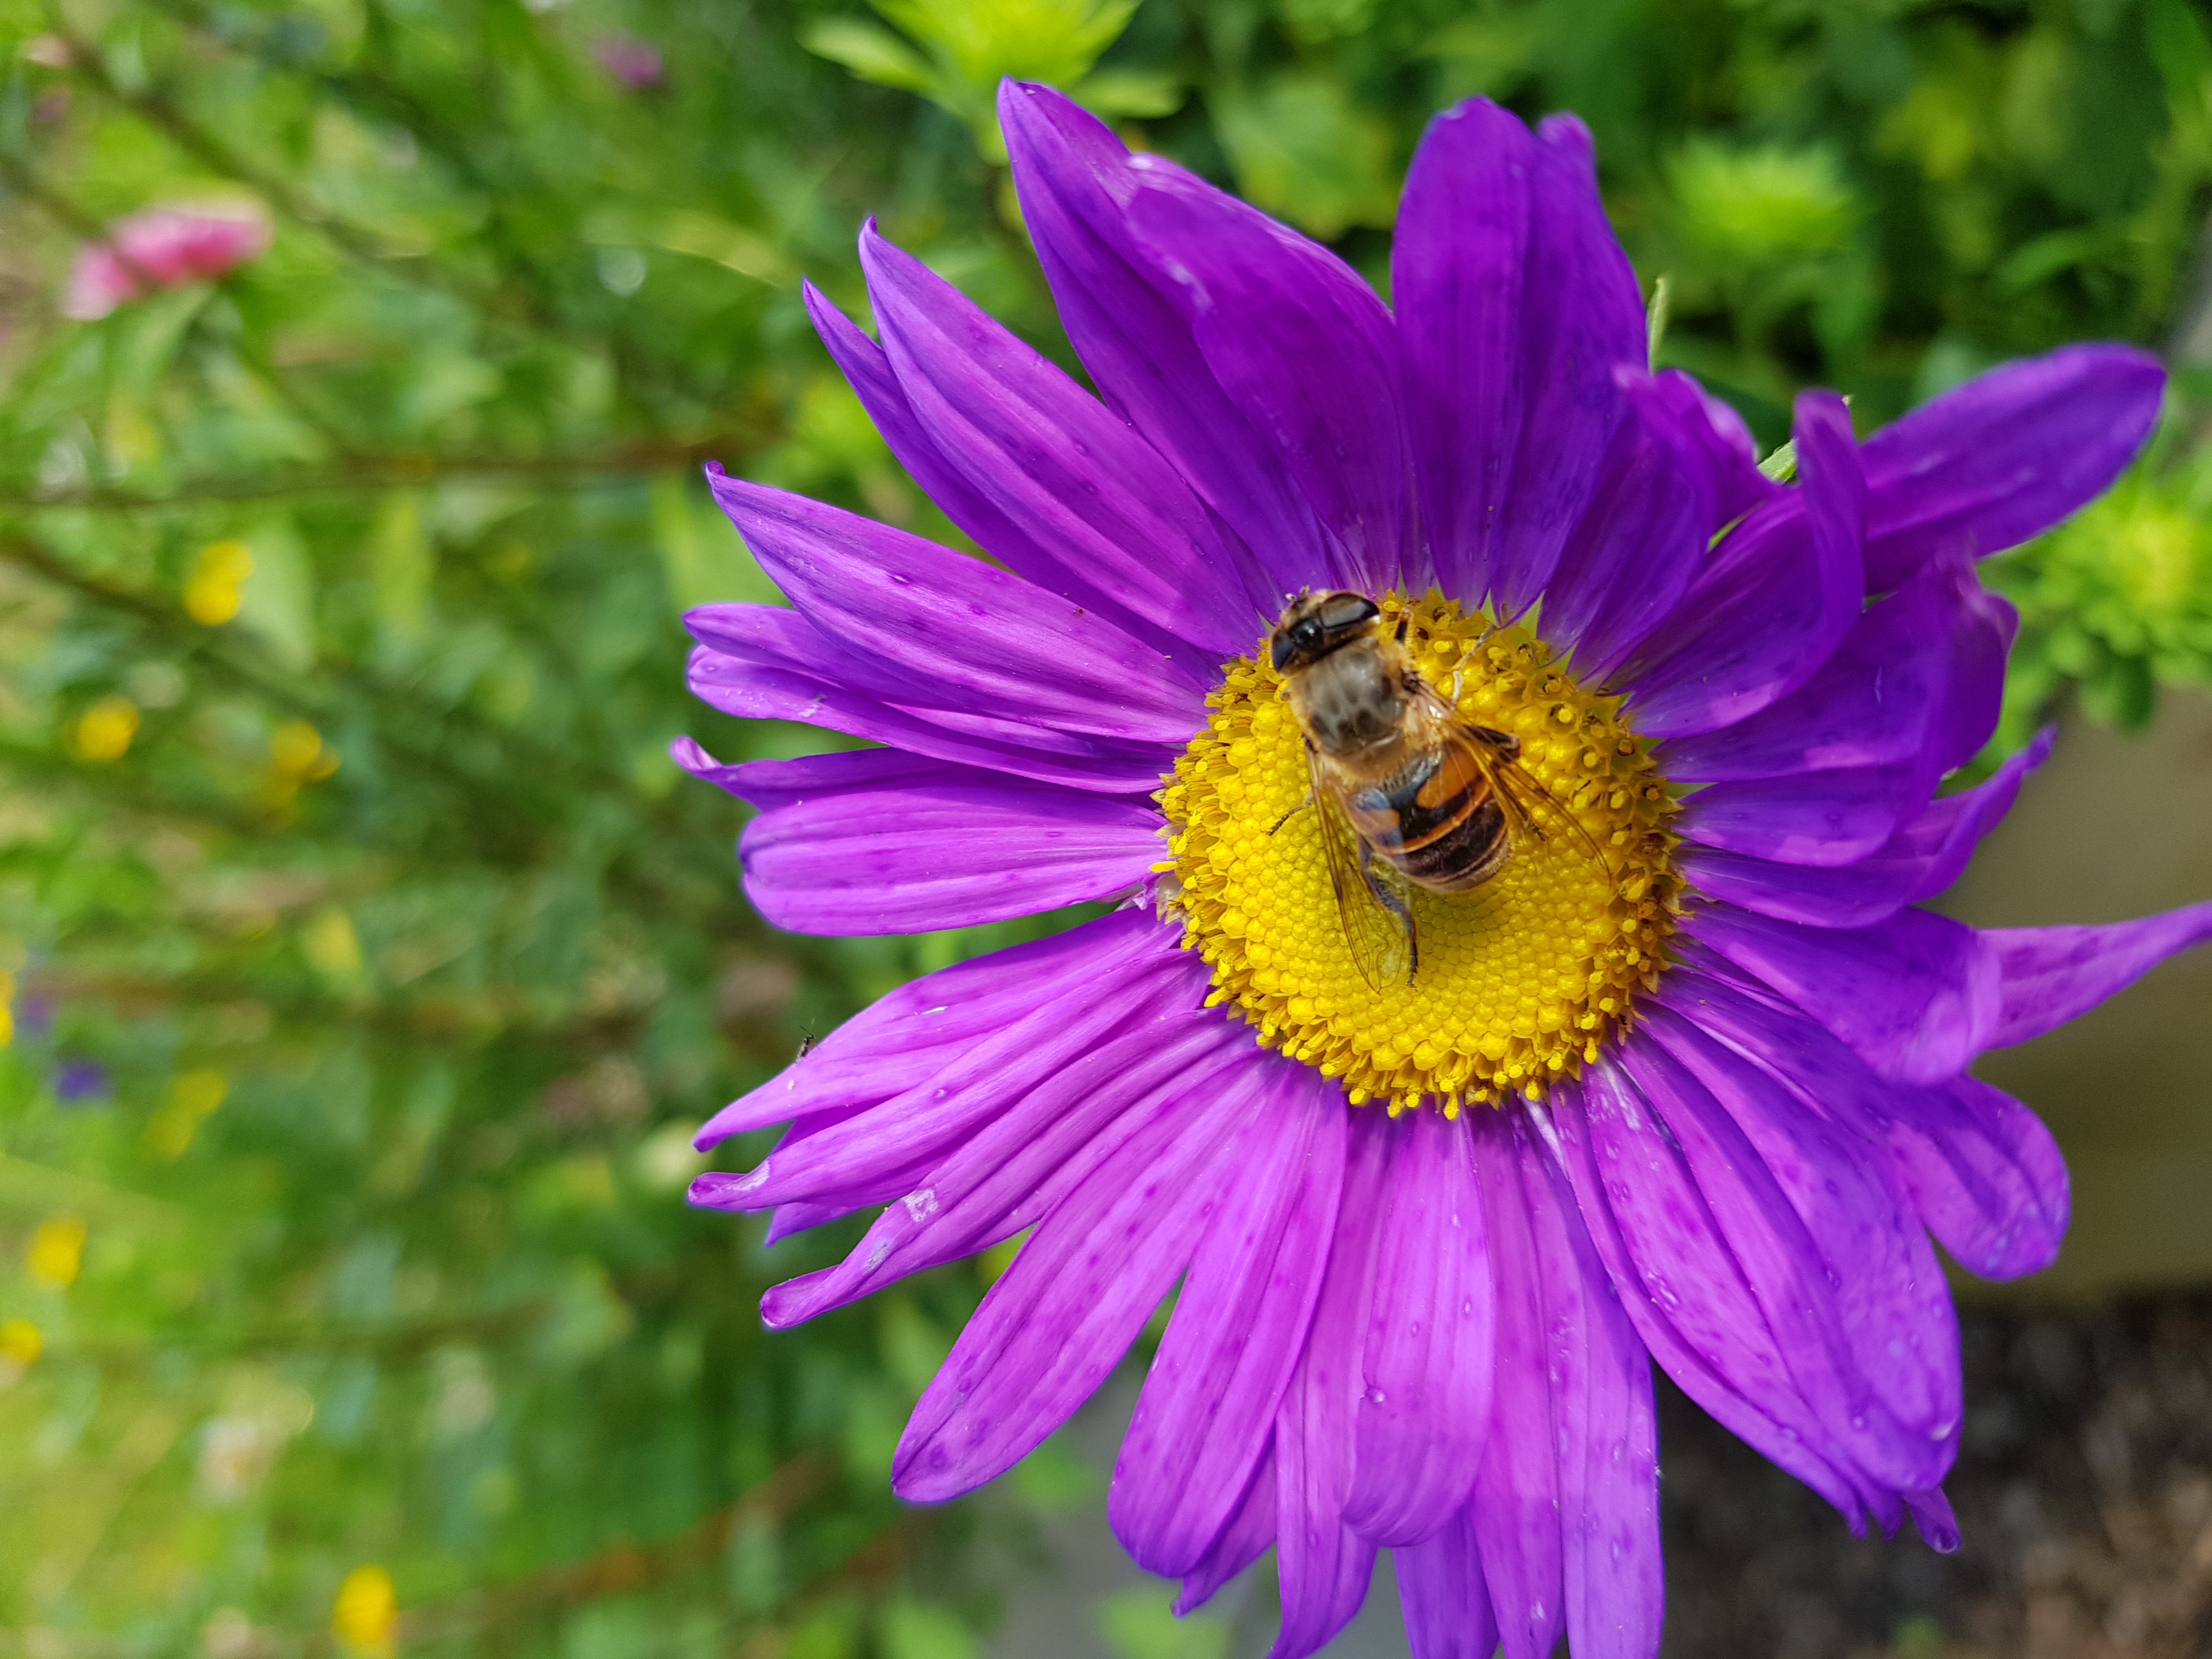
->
1158, 591, 1681, 1114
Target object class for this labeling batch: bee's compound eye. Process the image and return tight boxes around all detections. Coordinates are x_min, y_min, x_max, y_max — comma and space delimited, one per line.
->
1316, 592, 1378, 632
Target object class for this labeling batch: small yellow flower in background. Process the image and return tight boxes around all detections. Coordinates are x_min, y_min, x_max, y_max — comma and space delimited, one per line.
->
301, 909, 364, 983
332, 1565, 397, 1657
185, 539, 254, 625
145, 1069, 228, 1160
264, 721, 341, 815
0, 968, 14, 1050
73, 696, 141, 763
0, 1318, 43, 1367
173, 1069, 228, 1118
26, 1217, 86, 1288
270, 719, 338, 782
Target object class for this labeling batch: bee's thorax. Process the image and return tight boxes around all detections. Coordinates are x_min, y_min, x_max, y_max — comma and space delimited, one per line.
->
1285, 639, 1409, 759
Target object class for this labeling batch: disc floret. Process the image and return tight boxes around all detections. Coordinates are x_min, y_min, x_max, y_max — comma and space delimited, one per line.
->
1158, 591, 1681, 1114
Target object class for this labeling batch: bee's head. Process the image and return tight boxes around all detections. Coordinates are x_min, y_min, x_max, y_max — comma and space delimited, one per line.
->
1271, 590, 1381, 673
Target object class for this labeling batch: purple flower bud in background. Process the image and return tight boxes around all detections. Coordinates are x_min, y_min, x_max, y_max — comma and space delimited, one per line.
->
594, 36, 664, 92
54, 1060, 110, 1104
65, 206, 270, 320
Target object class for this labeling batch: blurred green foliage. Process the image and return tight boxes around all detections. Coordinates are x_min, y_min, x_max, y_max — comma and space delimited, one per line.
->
0, 1, 2208, 1657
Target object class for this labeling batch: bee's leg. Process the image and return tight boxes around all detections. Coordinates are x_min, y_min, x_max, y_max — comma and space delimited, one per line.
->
1269, 789, 1316, 836
1449, 668, 1464, 703
1357, 843, 1419, 984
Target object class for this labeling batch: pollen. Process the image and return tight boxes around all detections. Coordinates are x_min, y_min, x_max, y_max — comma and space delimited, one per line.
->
1158, 591, 1681, 1114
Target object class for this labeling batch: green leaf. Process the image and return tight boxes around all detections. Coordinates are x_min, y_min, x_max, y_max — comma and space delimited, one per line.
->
369, 490, 432, 663
799, 18, 938, 93
236, 517, 318, 670
1074, 69, 1184, 119
1096, 1587, 1229, 1659
878, 1600, 981, 1659
1669, 139, 1859, 266
653, 474, 781, 614
1212, 72, 1399, 239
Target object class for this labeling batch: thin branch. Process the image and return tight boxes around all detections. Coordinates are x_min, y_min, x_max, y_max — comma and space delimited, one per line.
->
0, 531, 751, 926
49, 1298, 554, 1370
48, 21, 753, 425
0, 439, 754, 511
398, 1456, 841, 1641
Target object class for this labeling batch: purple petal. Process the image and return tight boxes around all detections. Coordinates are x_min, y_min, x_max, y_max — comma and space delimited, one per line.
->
1861, 345, 2165, 591
1344, 1110, 1494, 1548
1395, 103, 1645, 614
1514, 1118, 1661, 1659
1688, 902, 1999, 1085
1889, 1075, 2070, 1282
1929, 582, 2017, 778
804, 280, 1232, 674
763, 1195, 867, 1245
1675, 760, 1922, 868
855, 225, 1254, 658
705, 470, 1206, 746
759, 1008, 1249, 1328
698, 925, 1198, 1207
998, 82, 1328, 601
1981, 898, 2212, 1050
1492, 114, 1649, 616
1644, 367, 1779, 531
1675, 731, 2053, 928
1657, 956, 2068, 1283
693, 909, 1166, 1147
1114, 1066, 1347, 1576
1615, 393, 1864, 738
1662, 552, 1987, 783
1907, 1486, 1961, 1554
1466, 1125, 1563, 1659
1176, 1449, 1277, 1615
1538, 371, 1712, 682
1539, 1069, 1876, 1526
1119, 156, 1413, 595
1640, 1006, 1961, 1486
1392, 97, 1531, 607
891, 1068, 1243, 1502
1613, 1034, 1951, 1497
684, 629, 1169, 795
1272, 1116, 1391, 1658
1395, 1507, 1500, 1659
691, 744, 1159, 935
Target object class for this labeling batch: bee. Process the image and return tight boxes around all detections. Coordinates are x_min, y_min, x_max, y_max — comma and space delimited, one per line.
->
1269, 590, 1607, 989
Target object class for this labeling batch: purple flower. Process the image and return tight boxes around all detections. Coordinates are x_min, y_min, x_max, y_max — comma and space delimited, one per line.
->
677, 83, 2207, 1657
592, 35, 664, 92
64, 206, 270, 320
54, 1060, 109, 1104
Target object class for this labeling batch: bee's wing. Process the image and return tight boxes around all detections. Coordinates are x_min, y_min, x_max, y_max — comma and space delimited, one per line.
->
1307, 746, 1417, 991
1408, 683, 1615, 878
1482, 746, 1615, 875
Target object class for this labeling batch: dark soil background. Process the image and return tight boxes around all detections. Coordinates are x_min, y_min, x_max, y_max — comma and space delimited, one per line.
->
1657, 1294, 2212, 1659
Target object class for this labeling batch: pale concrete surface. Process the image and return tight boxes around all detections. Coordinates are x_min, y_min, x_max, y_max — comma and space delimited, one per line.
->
1943, 689, 2212, 1296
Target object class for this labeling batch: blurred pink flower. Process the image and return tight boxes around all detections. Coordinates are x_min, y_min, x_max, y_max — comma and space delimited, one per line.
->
593, 36, 664, 91
64, 206, 270, 320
